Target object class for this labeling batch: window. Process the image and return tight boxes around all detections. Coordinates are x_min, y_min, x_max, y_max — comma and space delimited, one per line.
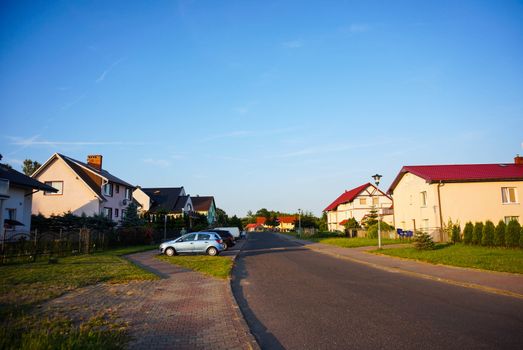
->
103, 183, 113, 197
504, 216, 519, 224
422, 219, 429, 232
420, 191, 427, 207
197, 233, 211, 240
125, 188, 132, 200
103, 207, 112, 219
359, 198, 367, 205
182, 234, 196, 242
501, 187, 518, 204
115, 208, 119, 218
115, 185, 120, 194
372, 197, 379, 206
44, 181, 63, 195
5, 208, 16, 220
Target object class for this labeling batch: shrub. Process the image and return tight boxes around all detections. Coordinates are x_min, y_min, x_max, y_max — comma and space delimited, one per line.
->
367, 221, 394, 239
505, 220, 521, 248
451, 224, 461, 243
118, 226, 153, 245
472, 222, 483, 245
494, 220, 506, 247
463, 222, 473, 244
481, 220, 495, 246
413, 230, 435, 250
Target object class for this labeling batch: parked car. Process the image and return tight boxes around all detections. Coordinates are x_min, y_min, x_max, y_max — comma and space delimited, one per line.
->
206, 229, 235, 250
159, 232, 223, 256
214, 227, 241, 240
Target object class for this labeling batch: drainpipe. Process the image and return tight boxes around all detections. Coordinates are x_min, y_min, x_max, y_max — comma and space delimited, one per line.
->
437, 181, 444, 242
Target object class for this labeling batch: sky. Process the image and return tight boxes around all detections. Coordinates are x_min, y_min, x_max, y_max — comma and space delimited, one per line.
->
1, 0, 522, 217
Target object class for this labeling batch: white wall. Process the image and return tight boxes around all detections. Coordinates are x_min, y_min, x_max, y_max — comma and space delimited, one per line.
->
2, 185, 33, 239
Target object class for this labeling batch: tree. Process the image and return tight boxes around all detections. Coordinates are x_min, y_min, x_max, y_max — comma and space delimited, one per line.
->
215, 208, 229, 226
121, 202, 145, 227
367, 221, 393, 239
265, 213, 279, 228
463, 222, 474, 244
229, 215, 243, 230
481, 220, 495, 246
505, 219, 521, 248
361, 206, 378, 228
451, 224, 461, 243
22, 159, 42, 176
472, 222, 483, 245
0, 154, 12, 169
494, 220, 506, 247
318, 212, 328, 232
413, 230, 435, 250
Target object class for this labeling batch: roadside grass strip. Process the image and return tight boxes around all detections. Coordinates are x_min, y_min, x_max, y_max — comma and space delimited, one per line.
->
0, 245, 158, 350
283, 231, 403, 248
373, 243, 523, 274
157, 255, 233, 279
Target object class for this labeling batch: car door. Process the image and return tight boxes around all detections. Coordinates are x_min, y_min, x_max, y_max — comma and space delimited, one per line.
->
193, 233, 211, 253
175, 233, 197, 253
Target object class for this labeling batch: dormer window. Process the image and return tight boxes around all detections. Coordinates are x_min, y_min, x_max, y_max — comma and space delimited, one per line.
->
103, 183, 113, 197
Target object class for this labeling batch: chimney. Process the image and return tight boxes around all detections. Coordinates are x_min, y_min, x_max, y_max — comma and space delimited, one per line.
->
515, 154, 523, 165
87, 155, 103, 171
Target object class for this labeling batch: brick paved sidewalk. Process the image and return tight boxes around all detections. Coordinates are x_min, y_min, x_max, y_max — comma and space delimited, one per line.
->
276, 233, 523, 299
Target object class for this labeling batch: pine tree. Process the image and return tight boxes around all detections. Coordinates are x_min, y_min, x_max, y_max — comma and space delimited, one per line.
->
121, 202, 144, 227
505, 220, 521, 248
463, 222, 474, 244
481, 220, 495, 246
414, 230, 435, 250
494, 220, 506, 247
451, 224, 461, 243
472, 222, 483, 245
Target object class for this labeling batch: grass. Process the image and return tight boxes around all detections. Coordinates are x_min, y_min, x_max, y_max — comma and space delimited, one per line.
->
157, 255, 233, 279
0, 245, 158, 350
373, 243, 523, 274
283, 231, 403, 248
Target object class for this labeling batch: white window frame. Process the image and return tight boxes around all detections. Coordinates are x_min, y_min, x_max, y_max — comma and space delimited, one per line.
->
420, 191, 427, 207
504, 216, 519, 224
501, 187, 518, 204
125, 188, 132, 200
103, 207, 112, 219
103, 183, 113, 197
44, 181, 63, 195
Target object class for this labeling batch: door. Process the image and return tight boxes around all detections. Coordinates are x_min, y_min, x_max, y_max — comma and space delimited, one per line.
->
193, 233, 212, 253
175, 233, 197, 253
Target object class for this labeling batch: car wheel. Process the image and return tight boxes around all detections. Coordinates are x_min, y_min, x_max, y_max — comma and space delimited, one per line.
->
222, 242, 228, 250
165, 247, 176, 256
207, 247, 218, 256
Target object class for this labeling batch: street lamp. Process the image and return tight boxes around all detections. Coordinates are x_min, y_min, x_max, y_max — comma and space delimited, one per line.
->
297, 209, 302, 238
372, 174, 382, 249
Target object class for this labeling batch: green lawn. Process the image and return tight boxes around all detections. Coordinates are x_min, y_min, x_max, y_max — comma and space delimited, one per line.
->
373, 243, 523, 274
157, 255, 233, 279
283, 231, 403, 248
0, 245, 158, 350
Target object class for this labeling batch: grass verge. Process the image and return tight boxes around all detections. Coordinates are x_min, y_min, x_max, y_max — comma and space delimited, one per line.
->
157, 255, 233, 279
0, 245, 158, 350
282, 231, 403, 248
373, 243, 523, 274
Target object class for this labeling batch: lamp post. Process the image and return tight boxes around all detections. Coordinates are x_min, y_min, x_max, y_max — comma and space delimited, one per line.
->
372, 174, 383, 249
297, 209, 302, 238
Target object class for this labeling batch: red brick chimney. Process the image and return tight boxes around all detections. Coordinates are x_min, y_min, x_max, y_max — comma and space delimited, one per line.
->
515, 154, 523, 165
87, 155, 103, 171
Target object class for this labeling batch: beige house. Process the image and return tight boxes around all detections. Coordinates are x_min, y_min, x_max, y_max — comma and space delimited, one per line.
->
277, 216, 296, 232
388, 155, 523, 242
133, 187, 193, 218
31, 153, 134, 223
324, 183, 393, 232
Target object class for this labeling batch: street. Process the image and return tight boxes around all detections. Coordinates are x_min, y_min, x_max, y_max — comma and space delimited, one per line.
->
232, 232, 523, 350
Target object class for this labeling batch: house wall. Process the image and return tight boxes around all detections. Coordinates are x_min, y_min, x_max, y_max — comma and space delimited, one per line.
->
102, 182, 132, 223
132, 188, 150, 212
32, 158, 100, 217
2, 185, 33, 239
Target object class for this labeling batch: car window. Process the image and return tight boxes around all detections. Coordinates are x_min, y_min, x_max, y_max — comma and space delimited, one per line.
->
197, 233, 211, 240
182, 234, 196, 242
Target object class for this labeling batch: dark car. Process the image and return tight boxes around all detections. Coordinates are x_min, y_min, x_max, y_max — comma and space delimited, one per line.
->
206, 229, 235, 250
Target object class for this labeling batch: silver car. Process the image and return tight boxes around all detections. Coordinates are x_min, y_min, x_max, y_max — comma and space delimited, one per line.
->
159, 232, 224, 256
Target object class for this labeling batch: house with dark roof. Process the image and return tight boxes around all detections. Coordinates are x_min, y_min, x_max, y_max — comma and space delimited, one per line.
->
133, 187, 193, 217
324, 183, 393, 232
388, 155, 523, 241
190, 196, 216, 225
0, 163, 57, 240
31, 154, 135, 222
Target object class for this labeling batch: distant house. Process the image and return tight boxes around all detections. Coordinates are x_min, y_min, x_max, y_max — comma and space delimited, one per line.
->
31, 154, 134, 223
388, 155, 523, 241
245, 223, 265, 232
256, 217, 266, 225
133, 187, 193, 217
0, 164, 57, 240
324, 183, 393, 232
277, 216, 296, 232
191, 196, 217, 224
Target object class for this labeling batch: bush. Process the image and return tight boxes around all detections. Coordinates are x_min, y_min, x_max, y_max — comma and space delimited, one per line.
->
463, 222, 473, 244
505, 220, 521, 248
451, 224, 461, 243
494, 220, 506, 247
413, 230, 435, 250
472, 222, 483, 245
481, 220, 495, 246
367, 221, 394, 239
118, 226, 153, 245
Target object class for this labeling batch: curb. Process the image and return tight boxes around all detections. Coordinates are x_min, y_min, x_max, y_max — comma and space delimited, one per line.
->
277, 234, 523, 300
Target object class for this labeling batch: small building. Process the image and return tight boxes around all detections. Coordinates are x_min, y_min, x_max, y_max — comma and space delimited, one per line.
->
277, 216, 296, 232
388, 155, 523, 241
31, 153, 134, 223
133, 187, 193, 217
245, 223, 265, 232
191, 196, 217, 225
0, 164, 57, 240
324, 183, 393, 232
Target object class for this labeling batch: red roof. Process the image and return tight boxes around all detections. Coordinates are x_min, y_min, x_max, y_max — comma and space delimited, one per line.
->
278, 216, 296, 224
245, 223, 261, 229
339, 219, 348, 225
324, 183, 389, 212
256, 217, 266, 225
388, 163, 523, 193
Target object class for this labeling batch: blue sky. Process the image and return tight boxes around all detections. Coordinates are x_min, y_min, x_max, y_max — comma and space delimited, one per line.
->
1, 0, 522, 217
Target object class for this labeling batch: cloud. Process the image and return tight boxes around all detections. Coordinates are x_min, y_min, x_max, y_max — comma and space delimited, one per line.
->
8, 136, 146, 147
61, 93, 86, 110
143, 158, 170, 167
267, 140, 392, 159
282, 40, 304, 49
96, 57, 126, 83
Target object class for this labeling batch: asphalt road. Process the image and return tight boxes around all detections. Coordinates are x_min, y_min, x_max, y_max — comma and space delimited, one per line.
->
231, 232, 523, 350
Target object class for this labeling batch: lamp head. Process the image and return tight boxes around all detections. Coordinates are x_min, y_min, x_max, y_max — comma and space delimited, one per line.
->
372, 173, 382, 186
